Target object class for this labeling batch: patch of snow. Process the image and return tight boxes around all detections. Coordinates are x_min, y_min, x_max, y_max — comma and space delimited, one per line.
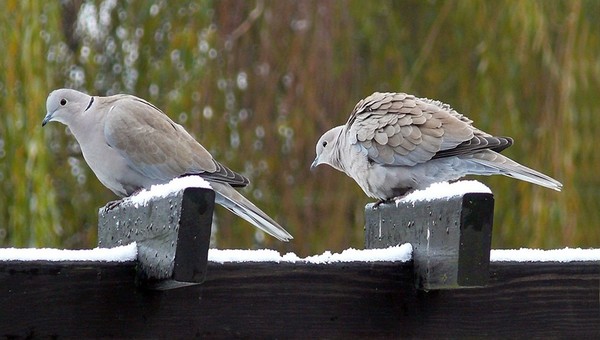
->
1, 243, 598, 264
491, 247, 600, 262
398, 180, 491, 204
125, 176, 212, 207
0, 243, 137, 262
303, 244, 413, 264
0, 243, 411, 264
208, 248, 288, 263
208, 243, 413, 264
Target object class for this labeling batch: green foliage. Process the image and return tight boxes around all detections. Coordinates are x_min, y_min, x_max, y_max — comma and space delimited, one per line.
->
1, 0, 598, 255
0, 1, 64, 246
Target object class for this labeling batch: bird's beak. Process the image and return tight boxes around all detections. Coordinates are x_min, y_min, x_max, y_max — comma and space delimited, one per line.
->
310, 157, 319, 172
42, 112, 53, 127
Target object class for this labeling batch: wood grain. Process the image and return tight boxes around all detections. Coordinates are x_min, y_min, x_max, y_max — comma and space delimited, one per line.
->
0, 260, 598, 338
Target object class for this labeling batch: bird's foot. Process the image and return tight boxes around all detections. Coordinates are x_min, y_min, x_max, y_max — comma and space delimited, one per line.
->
103, 188, 144, 213
390, 189, 416, 203
103, 199, 123, 213
372, 198, 393, 209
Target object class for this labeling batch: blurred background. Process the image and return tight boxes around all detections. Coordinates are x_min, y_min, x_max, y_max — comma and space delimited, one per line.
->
1, 0, 598, 256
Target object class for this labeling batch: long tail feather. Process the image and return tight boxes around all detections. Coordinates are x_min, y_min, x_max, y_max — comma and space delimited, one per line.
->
211, 182, 293, 241
470, 151, 562, 191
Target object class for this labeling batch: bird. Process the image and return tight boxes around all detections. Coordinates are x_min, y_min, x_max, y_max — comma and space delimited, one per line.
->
42, 88, 293, 242
311, 92, 562, 201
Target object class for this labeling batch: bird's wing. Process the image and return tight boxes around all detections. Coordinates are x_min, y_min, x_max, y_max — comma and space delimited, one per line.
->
345, 92, 511, 166
102, 95, 249, 187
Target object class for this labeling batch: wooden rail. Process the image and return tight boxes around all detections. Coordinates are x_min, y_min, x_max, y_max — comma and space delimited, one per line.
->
0, 259, 597, 338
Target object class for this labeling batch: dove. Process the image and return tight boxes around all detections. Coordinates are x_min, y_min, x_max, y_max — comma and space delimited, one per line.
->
42, 88, 292, 241
312, 92, 562, 200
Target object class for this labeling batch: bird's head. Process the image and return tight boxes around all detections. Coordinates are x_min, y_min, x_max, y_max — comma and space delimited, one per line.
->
311, 126, 344, 171
42, 89, 92, 127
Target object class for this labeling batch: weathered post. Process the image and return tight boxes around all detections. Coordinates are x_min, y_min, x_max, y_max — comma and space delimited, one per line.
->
365, 186, 494, 290
98, 187, 215, 289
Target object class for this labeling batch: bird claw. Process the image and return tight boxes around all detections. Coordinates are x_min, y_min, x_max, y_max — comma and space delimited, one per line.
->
373, 192, 412, 209
372, 198, 390, 209
391, 189, 415, 203
102, 188, 142, 213
103, 199, 123, 213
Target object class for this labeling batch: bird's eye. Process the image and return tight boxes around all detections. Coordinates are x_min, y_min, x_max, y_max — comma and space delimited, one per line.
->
60, 99, 67, 106
322, 141, 328, 147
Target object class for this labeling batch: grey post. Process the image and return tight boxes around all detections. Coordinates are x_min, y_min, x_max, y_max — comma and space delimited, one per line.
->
98, 187, 215, 289
365, 193, 494, 290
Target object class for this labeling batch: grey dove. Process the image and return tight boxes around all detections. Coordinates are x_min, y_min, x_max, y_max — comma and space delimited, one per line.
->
43, 88, 292, 241
312, 92, 562, 200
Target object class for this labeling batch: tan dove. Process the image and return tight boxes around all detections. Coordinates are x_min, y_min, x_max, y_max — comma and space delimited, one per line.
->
312, 92, 562, 200
43, 88, 292, 241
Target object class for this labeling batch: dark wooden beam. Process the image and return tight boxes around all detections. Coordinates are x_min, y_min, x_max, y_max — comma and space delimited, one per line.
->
0, 260, 597, 338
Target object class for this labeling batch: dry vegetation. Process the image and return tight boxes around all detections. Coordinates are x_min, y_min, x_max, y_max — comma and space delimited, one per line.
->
1, 1, 599, 256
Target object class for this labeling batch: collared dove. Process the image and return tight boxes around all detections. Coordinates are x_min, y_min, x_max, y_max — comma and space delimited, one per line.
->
312, 92, 562, 200
42, 88, 292, 242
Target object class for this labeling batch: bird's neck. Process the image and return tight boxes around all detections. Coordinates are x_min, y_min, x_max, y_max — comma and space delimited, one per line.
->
68, 109, 103, 148
330, 131, 347, 173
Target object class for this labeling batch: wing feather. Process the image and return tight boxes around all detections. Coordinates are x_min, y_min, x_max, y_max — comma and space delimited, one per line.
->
103, 95, 249, 187
345, 92, 496, 167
